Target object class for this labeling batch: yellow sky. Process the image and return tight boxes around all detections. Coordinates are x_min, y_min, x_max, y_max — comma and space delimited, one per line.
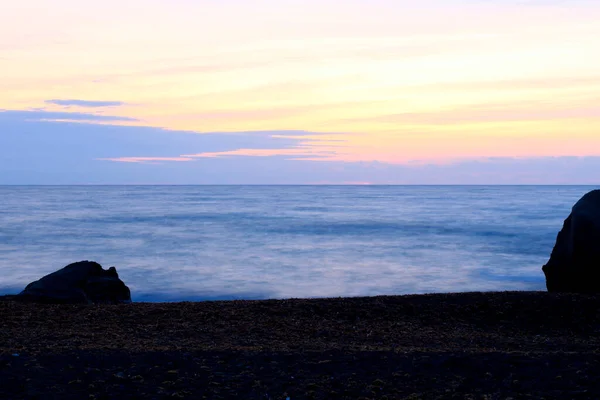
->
2, 0, 600, 164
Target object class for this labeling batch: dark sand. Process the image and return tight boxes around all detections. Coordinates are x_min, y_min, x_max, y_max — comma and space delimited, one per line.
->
2, 291, 600, 399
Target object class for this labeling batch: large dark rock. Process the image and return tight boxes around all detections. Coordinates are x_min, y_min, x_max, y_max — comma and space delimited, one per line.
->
543, 190, 600, 293
16, 261, 131, 304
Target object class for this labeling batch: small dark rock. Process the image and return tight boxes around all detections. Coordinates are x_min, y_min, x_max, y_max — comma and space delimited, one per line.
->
543, 190, 600, 293
14, 261, 131, 304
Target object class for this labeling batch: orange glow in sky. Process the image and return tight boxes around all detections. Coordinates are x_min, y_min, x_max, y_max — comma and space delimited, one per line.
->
2, 0, 600, 166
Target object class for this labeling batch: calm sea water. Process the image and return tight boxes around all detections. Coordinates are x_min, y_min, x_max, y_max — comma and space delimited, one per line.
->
0, 186, 594, 301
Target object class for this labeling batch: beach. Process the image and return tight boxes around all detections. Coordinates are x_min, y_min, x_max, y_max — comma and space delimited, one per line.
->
2, 291, 600, 399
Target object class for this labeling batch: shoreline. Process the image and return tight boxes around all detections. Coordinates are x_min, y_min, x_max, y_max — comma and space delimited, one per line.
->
2, 291, 600, 398
1, 289, 550, 304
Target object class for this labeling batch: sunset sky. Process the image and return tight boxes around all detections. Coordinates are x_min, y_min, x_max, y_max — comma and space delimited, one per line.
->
2, 0, 600, 184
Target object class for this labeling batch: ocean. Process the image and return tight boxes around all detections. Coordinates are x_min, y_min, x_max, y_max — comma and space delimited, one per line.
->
0, 185, 593, 302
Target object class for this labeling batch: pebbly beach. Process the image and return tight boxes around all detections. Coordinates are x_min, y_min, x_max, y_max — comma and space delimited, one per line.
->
2, 291, 600, 399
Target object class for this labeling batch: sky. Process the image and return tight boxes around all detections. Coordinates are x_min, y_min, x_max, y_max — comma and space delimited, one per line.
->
1, 0, 600, 184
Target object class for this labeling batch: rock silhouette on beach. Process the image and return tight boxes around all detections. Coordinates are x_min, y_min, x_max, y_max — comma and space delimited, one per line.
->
14, 261, 131, 304
543, 190, 600, 293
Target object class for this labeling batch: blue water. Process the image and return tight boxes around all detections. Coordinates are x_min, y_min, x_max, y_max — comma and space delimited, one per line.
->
0, 186, 594, 301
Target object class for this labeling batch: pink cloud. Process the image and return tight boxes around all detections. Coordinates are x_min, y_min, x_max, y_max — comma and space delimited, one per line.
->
348, 102, 600, 125
99, 156, 194, 164
182, 147, 334, 159
99, 147, 337, 165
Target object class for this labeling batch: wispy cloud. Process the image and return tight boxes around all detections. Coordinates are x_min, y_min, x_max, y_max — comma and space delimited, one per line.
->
182, 147, 336, 160
0, 109, 137, 123
101, 140, 339, 164
349, 103, 600, 125
98, 156, 194, 164
2, 113, 600, 184
45, 99, 126, 108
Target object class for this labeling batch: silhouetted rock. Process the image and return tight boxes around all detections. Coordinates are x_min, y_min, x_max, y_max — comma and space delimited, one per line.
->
16, 261, 131, 304
543, 190, 600, 292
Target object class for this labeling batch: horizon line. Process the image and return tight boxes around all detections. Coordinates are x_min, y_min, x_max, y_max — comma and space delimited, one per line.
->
1, 184, 598, 187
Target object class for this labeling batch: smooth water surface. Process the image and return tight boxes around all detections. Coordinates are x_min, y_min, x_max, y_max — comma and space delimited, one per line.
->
0, 186, 593, 301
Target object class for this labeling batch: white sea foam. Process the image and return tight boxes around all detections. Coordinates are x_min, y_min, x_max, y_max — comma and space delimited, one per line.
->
0, 185, 592, 301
